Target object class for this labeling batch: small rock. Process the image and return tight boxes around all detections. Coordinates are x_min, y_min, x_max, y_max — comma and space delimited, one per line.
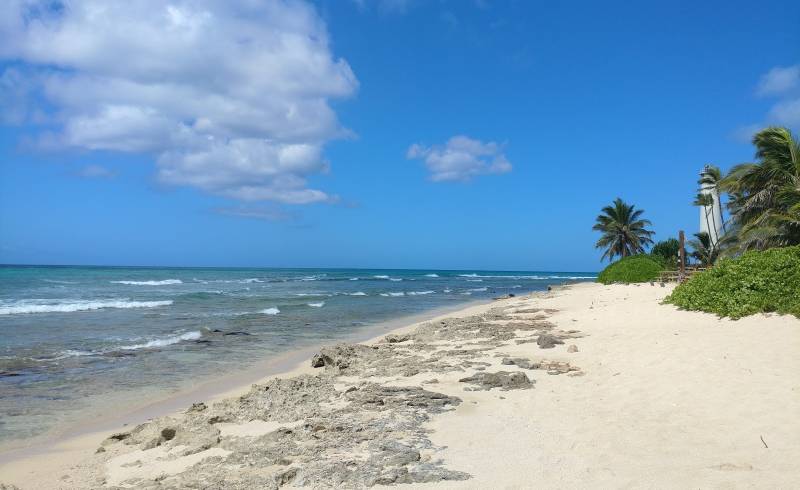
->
567, 345, 578, 353
458, 371, 533, 391
537, 334, 564, 349
310, 354, 325, 368
385, 333, 411, 343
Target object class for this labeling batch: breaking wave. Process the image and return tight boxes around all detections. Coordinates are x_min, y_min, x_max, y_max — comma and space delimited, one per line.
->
0, 300, 173, 315
111, 279, 183, 286
119, 331, 203, 350
307, 302, 325, 308
260, 307, 280, 315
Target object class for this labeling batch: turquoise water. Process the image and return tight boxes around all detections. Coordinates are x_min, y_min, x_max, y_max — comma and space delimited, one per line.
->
0, 266, 596, 443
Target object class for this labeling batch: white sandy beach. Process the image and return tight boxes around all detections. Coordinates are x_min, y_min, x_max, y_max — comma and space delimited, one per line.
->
1, 282, 798, 489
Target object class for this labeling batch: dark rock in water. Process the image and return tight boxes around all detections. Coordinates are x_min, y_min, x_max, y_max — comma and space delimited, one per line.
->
509, 293, 516, 297
310, 354, 325, 368
0, 371, 22, 378
459, 371, 532, 391
193, 339, 213, 344
103, 351, 137, 358
223, 331, 251, 336
537, 334, 564, 349
385, 333, 411, 343
210, 329, 225, 333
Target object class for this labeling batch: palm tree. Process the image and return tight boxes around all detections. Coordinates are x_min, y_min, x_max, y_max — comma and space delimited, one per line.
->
720, 126, 800, 251
698, 165, 726, 234
593, 198, 655, 261
693, 192, 715, 247
688, 232, 719, 267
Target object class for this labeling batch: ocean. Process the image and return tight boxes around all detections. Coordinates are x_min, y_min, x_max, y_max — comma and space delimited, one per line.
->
0, 265, 596, 444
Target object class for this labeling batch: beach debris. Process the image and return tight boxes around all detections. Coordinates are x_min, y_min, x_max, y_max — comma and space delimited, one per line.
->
567, 344, 579, 353
537, 333, 565, 349
459, 371, 532, 391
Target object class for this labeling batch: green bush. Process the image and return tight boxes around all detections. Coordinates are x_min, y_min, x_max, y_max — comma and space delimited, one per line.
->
664, 245, 800, 319
650, 238, 681, 269
597, 255, 664, 284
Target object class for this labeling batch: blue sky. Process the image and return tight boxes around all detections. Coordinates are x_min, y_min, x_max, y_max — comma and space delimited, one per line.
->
1, 0, 798, 271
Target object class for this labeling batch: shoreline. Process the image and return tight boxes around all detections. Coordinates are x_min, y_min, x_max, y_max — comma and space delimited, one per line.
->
2, 282, 798, 488
0, 296, 496, 463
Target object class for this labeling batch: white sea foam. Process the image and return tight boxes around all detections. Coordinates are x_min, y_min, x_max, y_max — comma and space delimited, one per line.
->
120, 331, 202, 350
443, 288, 452, 293
349, 277, 359, 281
307, 302, 325, 308
408, 290, 435, 295
347, 292, 367, 296
0, 300, 173, 315
111, 279, 183, 286
424, 274, 439, 278
260, 307, 280, 315
295, 293, 333, 297
389, 278, 403, 282
380, 292, 405, 297
373, 275, 390, 279
458, 274, 596, 280
242, 278, 264, 283
469, 287, 488, 292
42, 279, 79, 284
466, 279, 483, 282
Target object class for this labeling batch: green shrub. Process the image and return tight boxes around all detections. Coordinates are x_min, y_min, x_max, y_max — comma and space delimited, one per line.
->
650, 238, 681, 269
597, 255, 664, 284
664, 245, 800, 319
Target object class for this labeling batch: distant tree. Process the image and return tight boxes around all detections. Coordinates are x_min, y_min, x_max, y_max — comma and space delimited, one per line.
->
650, 238, 681, 268
689, 232, 719, 267
593, 198, 655, 262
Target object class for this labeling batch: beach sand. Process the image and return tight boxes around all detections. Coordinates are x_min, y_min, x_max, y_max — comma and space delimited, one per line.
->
1, 282, 798, 488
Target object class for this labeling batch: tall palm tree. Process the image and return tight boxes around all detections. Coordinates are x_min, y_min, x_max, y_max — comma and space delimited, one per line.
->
720, 126, 800, 251
593, 198, 655, 262
688, 232, 719, 267
693, 192, 715, 246
698, 164, 726, 234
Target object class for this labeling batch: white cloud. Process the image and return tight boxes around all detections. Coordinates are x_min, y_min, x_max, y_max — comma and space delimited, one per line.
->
756, 65, 799, 96
0, 0, 358, 204
736, 63, 800, 137
768, 97, 800, 128
407, 135, 512, 182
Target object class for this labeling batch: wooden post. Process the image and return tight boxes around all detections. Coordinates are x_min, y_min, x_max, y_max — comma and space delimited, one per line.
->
678, 230, 686, 281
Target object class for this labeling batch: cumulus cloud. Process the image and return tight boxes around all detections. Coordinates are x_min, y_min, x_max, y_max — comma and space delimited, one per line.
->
0, 0, 358, 204
407, 135, 512, 182
756, 65, 799, 96
735, 63, 800, 138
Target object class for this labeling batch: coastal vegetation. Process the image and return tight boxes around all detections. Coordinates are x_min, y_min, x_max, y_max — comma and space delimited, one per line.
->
665, 245, 800, 318
650, 238, 681, 269
715, 126, 799, 257
592, 198, 655, 262
597, 255, 664, 284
